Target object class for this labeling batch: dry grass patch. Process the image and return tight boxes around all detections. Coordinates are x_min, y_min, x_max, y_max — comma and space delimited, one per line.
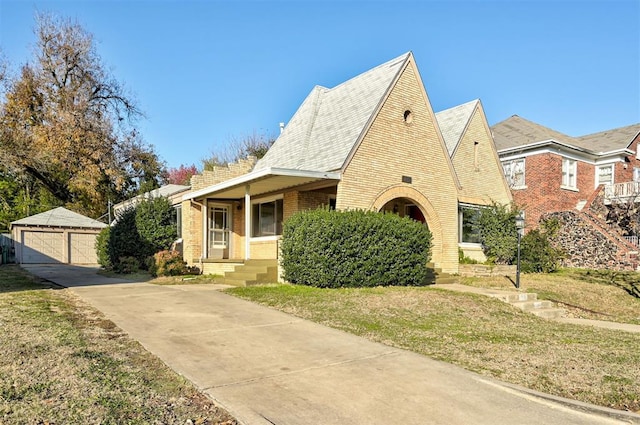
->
227, 284, 640, 413
460, 269, 640, 325
0, 264, 236, 424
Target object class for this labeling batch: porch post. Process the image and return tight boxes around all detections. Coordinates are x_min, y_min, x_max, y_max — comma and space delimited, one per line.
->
245, 185, 251, 260
202, 201, 207, 259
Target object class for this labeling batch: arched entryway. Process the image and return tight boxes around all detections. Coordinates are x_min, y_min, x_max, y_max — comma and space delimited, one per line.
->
378, 197, 427, 224
370, 185, 444, 269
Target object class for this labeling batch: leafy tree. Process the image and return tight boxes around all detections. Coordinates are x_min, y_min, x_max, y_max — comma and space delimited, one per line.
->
0, 14, 166, 219
167, 164, 199, 185
474, 201, 519, 264
202, 130, 275, 170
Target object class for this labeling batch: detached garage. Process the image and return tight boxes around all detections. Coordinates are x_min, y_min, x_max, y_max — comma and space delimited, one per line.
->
11, 207, 107, 264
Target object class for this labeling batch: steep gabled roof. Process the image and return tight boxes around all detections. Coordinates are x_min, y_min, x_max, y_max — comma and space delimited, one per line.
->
575, 123, 640, 154
491, 115, 577, 151
11, 207, 107, 229
255, 53, 411, 172
435, 99, 479, 156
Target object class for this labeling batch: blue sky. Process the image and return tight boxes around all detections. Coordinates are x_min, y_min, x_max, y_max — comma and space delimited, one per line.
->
1, 0, 639, 169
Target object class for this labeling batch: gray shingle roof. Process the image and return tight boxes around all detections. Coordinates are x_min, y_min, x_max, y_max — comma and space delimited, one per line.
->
255, 53, 411, 172
11, 207, 107, 228
435, 99, 479, 156
492, 116, 640, 155
492, 115, 577, 151
575, 123, 640, 154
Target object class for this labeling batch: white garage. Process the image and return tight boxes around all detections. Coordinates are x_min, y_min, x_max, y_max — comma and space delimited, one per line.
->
11, 207, 107, 264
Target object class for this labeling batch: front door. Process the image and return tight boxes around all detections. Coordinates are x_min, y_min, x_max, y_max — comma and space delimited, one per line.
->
208, 205, 230, 259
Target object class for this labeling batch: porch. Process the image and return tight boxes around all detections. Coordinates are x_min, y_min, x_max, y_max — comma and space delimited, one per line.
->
603, 181, 640, 204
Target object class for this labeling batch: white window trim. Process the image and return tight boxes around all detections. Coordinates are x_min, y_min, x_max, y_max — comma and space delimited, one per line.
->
561, 158, 578, 190
595, 164, 615, 188
250, 194, 284, 241
502, 158, 526, 189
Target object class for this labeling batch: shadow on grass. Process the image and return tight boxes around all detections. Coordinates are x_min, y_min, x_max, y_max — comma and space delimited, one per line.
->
564, 269, 640, 299
0, 264, 63, 294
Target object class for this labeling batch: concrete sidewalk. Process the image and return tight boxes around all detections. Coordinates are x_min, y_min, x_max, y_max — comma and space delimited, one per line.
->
23, 265, 640, 425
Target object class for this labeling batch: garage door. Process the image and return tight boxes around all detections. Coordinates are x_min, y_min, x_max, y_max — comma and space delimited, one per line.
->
21, 231, 64, 263
69, 232, 99, 264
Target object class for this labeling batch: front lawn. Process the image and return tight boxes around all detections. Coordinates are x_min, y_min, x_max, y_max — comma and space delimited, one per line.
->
0, 264, 236, 424
226, 275, 640, 414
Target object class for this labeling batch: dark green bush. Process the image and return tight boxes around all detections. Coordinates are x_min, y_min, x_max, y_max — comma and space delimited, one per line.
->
135, 196, 178, 257
95, 227, 111, 269
106, 207, 144, 271
520, 218, 563, 273
100, 196, 178, 273
280, 208, 432, 288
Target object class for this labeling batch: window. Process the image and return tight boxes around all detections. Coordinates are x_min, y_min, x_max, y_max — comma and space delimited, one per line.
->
459, 205, 481, 244
562, 158, 577, 189
175, 205, 182, 238
251, 198, 283, 237
596, 165, 613, 186
634, 167, 640, 182
502, 159, 525, 188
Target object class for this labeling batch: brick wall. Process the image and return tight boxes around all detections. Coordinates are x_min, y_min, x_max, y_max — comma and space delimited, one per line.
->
190, 157, 257, 190
512, 153, 595, 229
336, 61, 459, 273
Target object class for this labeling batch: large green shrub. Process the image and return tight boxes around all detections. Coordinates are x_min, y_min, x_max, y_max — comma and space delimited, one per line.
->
280, 209, 432, 288
520, 218, 564, 273
475, 201, 519, 264
100, 196, 178, 272
135, 196, 178, 257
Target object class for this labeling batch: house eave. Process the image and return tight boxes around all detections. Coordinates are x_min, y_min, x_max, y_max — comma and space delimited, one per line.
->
183, 168, 342, 201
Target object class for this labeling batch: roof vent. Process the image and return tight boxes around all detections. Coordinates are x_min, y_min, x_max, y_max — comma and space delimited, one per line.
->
279, 122, 285, 134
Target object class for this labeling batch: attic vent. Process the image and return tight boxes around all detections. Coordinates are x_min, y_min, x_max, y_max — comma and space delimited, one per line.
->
404, 110, 413, 124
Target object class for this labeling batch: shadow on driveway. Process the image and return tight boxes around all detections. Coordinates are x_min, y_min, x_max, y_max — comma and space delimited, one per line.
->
20, 264, 145, 288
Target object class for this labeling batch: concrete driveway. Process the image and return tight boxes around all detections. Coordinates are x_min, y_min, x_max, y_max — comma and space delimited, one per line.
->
22, 264, 640, 425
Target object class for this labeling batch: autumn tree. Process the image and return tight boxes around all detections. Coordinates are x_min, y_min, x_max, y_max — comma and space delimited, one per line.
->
202, 130, 275, 171
167, 164, 199, 186
0, 14, 166, 219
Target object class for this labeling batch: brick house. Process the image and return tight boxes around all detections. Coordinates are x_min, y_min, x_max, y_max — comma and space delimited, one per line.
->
493, 115, 640, 270
181, 52, 511, 281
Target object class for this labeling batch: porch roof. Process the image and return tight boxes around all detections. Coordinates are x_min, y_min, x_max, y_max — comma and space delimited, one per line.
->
182, 167, 341, 201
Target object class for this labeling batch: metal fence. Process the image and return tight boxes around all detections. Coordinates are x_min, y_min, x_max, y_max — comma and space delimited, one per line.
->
624, 235, 639, 247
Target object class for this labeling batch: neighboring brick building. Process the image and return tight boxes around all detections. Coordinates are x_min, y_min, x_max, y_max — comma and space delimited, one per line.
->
493, 115, 640, 230
181, 52, 511, 276
493, 116, 640, 271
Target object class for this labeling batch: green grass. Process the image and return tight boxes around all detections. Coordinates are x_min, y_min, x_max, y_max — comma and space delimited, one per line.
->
227, 279, 640, 413
0, 264, 236, 424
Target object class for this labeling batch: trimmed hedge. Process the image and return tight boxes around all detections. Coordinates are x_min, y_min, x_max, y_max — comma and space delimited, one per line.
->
280, 209, 432, 288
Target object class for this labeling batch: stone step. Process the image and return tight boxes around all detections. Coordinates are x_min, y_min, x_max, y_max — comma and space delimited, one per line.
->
434, 276, 459, 285
224, 271, 272, 281
511, 300, 554, 311
499, 293, 538, 303
244, 259, 278, 267
530, 308, 566, 319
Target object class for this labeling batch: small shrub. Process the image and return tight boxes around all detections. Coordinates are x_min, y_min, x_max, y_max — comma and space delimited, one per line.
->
149, 250, 191, 277
458, 248, 479, 264
114, 256, 140, 274
280, 208, 432, 288
520, 218, 564, 273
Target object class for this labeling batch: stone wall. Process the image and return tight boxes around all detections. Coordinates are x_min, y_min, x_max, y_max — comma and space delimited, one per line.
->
458, 264, 516, 277
544, 211, 637, 271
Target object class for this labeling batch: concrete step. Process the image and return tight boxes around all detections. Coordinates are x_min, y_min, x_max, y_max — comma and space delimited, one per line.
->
499, 293, 538, 303
434, 276, 459, 285
530, 308, 565, 319
224, 271, 272, 281
511, 300, 555, 311
244, 259, 278, 267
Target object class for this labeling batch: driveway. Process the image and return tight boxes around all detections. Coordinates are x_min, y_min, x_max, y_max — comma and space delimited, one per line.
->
22, 264, 640, 425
